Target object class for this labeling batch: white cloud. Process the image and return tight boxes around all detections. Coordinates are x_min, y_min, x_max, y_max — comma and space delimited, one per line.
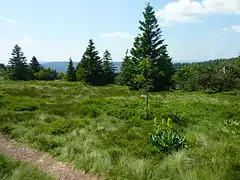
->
205, 27, 228, 37
156, 0, 240, 25
232, 25, 240, 32
220, 28, 228, 32
156, 0, 206, 24
205, 25, 240, 36
203, 0, 240, 14
100, 32, 135, 39
0, 17, 16, 24
19, 37, 30, 44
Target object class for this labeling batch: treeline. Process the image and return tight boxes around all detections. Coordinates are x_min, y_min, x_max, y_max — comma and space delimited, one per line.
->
173, 58, 240, 92
57, 40, 116, 86
2, 44, 58, 81
1, 3, 240, 93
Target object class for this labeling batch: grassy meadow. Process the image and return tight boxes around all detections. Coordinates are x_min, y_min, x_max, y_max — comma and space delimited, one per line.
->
0, 80, 239, 180
0, 154, 53, 180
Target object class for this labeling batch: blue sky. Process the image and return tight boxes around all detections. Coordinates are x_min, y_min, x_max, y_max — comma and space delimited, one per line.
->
0, 0, 240, 64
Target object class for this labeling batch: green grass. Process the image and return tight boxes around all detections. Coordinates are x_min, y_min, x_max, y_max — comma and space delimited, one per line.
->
0, 154, 54, 180
0, 80, 240, 180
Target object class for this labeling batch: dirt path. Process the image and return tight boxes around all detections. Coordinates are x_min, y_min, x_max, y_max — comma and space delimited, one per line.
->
0, 134, 100, 180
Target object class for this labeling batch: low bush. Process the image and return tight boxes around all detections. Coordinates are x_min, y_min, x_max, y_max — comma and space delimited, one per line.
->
0, 154, 53, 180
0, 154, 18, 178
29, 136, 61, 152
0, 124, 14, 135
149, 118, 188, 153
6, 98, 40, 112
0, 111, 35, 124
35, 119, 84, 135
76, 106, 101, 118
107, 108, 136, 120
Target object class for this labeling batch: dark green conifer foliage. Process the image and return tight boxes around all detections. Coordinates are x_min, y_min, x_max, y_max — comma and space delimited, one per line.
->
30, 56, 41, 73
102, 50, 115, 84
66, 57, 77, 81
7, 44, 29, 80
77, 39, 104, 85
118, 49, 136, 86
130, 3, 173, 91
0, 63, 5, 70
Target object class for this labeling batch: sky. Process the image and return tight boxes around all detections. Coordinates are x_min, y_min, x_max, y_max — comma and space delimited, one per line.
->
0, 0, 240, 64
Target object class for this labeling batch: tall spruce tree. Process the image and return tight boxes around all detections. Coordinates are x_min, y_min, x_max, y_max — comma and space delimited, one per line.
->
30, 56, 41, 73
102, 50, 115, 84
77, 39, 104, 85
118, 49, 135, 86
129, 3, 173, 91
7, 44, 29, 80
66, 57, 77, 81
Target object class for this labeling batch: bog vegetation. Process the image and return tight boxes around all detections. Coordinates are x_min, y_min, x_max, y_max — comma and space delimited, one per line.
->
0, 81, 239, 179
0, 154, 53, 180
0, 2, 240, 180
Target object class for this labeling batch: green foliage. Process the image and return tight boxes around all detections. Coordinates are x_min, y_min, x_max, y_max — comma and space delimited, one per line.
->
30, 56, 41, 73
102, 50, 116, 84
57, 72, 67, 80
131, 57, 154, 92
66, 57, 77, 81
35, 68, 57, 80
127, 3, 173, 91
7, 44, 31, 80
0, 124, 14, 134
117, 50, 135, 86
3, 97, 40, 112
0, 154, 53, 180
77, 39, 105, 86
173, 58, 240, 92
173, 64, 201, 91
0, 81, 239, 180
77, 106, 101, 118
0, 64, 6, 80
149, 118, 188, 153
0, 63, 5, 70
35, 119, 83, 135
30, 136, 61, 152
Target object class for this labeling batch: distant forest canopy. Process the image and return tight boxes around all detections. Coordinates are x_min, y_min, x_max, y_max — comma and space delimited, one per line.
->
40, 57, 240, 73
0, 58, 238, 73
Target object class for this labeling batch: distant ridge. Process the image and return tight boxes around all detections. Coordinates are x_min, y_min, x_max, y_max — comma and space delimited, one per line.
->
41, 61, 122, 73
41, 59, 211, 73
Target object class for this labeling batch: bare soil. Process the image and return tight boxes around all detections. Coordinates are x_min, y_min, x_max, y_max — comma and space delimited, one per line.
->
0, 134, 101, 180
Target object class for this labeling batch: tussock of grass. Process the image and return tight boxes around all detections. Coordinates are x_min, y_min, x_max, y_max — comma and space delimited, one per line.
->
0, 154, 53, 180
0, 80, 239, 179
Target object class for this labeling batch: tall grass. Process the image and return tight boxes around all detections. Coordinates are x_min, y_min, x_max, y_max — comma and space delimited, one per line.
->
0, 81, 239, 179
0, 154, 53, 180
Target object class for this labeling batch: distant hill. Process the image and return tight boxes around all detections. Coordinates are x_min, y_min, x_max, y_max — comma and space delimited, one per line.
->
42, 59, 234, 73
42, 61, 122, 73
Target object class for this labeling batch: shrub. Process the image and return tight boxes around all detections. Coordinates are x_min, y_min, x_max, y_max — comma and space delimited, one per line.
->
6, 99, 40, 112
0, 124, 14, 135
0, 154, 18, 178
32, 136, 61, 152
107, 108, 135, 120
35, 119, 84, 135
77, 106, 100, 118
162, 112, 187, 127
35, 68, 57, 80
0, 111, 35, 123
149, 118, 187, 153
